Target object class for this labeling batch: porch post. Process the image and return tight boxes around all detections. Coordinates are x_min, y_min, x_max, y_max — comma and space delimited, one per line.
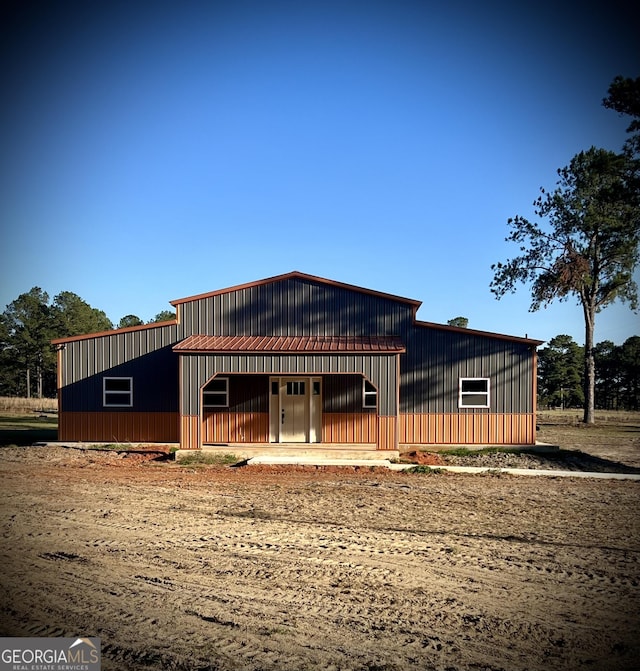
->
376, 353, 400, 451
178, 354, 200, 450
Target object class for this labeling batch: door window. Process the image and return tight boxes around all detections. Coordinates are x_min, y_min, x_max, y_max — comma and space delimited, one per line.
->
286, 381, 306, 395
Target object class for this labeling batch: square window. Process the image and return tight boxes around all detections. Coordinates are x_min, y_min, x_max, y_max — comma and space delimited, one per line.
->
459, 378, 490, 408
103, 377, 133, 407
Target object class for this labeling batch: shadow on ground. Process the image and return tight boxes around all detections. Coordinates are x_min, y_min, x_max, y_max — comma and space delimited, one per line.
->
522, 448, 640, 474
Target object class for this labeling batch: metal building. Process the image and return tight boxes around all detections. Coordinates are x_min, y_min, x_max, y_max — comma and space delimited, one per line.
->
53, 271, 542, 452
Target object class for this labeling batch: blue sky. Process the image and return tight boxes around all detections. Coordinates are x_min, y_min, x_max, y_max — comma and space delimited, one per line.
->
1, 0, 638, 345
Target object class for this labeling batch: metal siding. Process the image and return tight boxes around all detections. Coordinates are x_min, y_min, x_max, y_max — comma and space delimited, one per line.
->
179, 277, 413, 338
60, 323, 180, 412
400, 326, 534, 414
323, 374, 377, 413
201, 375, 269, 415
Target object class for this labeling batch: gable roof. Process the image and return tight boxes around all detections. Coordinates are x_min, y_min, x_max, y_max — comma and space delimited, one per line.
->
169, 270, 422, 309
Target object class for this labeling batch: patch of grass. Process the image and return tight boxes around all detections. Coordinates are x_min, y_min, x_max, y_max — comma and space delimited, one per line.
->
438, 446, 521, 457
177, 452, 240, 467
0, 413, 57, 447
404, 465, 444, 474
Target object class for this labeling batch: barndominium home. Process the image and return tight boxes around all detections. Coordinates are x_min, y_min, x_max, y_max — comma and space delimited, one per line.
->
53, 271, 542, 454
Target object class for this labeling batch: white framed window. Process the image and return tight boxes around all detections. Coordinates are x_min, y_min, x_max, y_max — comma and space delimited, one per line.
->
459, 378, 490, 408
103, 377, 133, 407
363, 379, 377, 408
203, 377, 229, 408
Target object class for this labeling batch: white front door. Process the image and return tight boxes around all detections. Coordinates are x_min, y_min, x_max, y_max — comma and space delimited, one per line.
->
270, 377, 322, 443
281, 379, 308, 442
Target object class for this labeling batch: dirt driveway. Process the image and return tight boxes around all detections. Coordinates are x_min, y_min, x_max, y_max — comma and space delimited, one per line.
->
1, 445, 639, 671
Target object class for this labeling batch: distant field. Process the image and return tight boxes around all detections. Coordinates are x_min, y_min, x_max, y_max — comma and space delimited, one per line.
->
537, 409, 640, 425
0, 396, 57, 414
0, 398, 58, 446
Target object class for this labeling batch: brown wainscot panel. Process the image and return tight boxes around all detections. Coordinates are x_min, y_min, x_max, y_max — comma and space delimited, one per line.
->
58, 412, 179, 443
180, 414, 200, 450
202, 411, 269, 443
377, 416, 398, 451
399, 413, 536, 445
321, 413, 378, 443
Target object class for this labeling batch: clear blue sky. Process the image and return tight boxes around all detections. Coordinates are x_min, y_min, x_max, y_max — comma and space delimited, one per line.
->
1, 0, 638, 345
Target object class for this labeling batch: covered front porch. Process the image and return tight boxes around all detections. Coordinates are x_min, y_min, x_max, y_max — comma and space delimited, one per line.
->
173, 335, 405, 452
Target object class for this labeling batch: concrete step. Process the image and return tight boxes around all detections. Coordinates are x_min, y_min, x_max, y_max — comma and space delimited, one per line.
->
199, 444, 398, 461
247, 455, 393, 467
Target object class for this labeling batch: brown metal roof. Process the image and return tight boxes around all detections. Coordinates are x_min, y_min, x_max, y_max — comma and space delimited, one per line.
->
173, 334, 406, 353
415, 320, 544, 346
51, 319, 178, 345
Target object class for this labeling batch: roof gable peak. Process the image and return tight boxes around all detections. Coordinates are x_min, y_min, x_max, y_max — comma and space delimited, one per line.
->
170, 271, 422, 308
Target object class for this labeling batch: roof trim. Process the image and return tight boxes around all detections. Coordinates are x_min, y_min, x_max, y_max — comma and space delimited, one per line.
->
51, 319, 178, 345
173, 334, 406, 354
415, 319, 544, 346
169, 271, 422, 308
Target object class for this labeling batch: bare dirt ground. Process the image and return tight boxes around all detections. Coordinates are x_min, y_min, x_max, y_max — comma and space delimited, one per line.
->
1, 436, 639, 671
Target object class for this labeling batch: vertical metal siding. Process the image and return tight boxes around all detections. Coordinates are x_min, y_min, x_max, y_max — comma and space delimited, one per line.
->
401, 327, 534, 414
60, 323, 180, 412
179, 277, 414, 338
323, 374, 377, 413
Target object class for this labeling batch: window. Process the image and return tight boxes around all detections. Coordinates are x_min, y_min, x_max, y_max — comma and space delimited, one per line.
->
363, 379, 377, 408
203, 377, 229, 408
459, 378, 490, 408
103, 377, 133, 407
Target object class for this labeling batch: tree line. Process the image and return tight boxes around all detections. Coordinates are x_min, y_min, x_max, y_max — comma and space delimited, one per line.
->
0, 287, 175, 398
538, 334, 640, 411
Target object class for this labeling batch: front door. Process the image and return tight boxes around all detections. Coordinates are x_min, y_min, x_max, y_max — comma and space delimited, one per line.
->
270, 376, 322, 443
281, 379, 308, 442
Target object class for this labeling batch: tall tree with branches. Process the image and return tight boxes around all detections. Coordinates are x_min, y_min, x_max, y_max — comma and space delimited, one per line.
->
490, 145, 639, 423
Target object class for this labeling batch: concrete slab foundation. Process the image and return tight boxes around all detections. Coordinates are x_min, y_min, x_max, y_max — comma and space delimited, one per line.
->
182, 444, 398, 462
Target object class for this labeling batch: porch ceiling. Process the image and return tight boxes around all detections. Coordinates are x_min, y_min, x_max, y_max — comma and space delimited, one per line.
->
173, 334, 405, 353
